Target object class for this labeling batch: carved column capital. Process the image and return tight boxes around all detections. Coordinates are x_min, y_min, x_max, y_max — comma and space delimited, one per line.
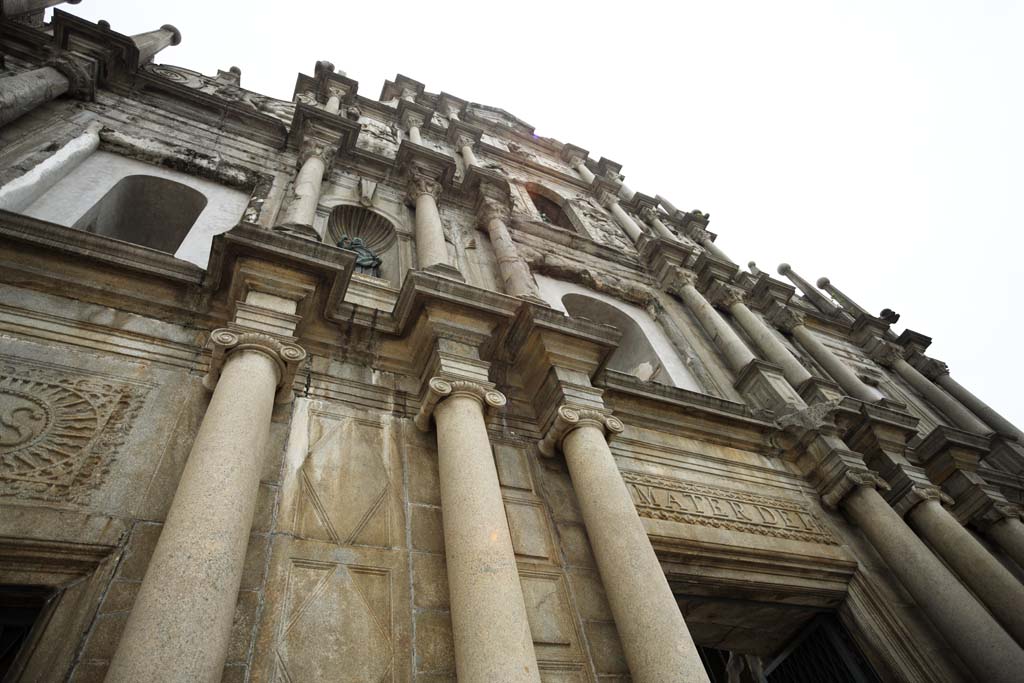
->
202, 329, 306, 404
478, 196, 510, 225
917, 356, 951, 381
297, 137, 339, 167
687, 225, 711, 243
707, 282, 745, 308
47, 53, 95, 99
414, 377, 507, 432
638, 205, 660, 225
870, 340, 906, 368
821, 468, 890, 510
974, 502, 1024, 530
405, 173, 442, 203
538, 404, 624, 457
666, 267, 698, 296
893, 483, 955, 517
766, 304, 806, 332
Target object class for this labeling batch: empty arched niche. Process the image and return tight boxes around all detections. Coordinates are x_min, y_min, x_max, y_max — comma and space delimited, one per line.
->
535, 274, 701, 391
525, 183, 577, 232
326, 204, 400, 286
72, 175, 207, 253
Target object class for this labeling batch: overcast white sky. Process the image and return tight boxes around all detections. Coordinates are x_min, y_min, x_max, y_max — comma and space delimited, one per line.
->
58, 1, 1023, 427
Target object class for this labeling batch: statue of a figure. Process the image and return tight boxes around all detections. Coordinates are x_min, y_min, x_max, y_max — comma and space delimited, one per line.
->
339, 235, 382, 277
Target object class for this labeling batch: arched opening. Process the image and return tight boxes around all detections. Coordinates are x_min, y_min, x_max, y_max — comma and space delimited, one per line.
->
326, 204, 400, 286
562, 293, 671, 384
72, 175, 208, 253
526, 184, 575, 232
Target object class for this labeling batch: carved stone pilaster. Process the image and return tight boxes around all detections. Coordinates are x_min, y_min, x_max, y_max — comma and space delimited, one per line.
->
202, 329, 306, 404
413, 377, 507, 432
538, 404, 624, 457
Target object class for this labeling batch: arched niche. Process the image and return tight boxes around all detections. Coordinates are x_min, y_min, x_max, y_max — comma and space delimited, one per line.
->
523, 182, 582, 234
72, 175, 208, 253
535, 274, 702, 391
325, 204, 401, 287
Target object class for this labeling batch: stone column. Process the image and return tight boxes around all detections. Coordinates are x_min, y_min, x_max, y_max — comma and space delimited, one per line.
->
768, 305, 883, 402
842, 484, 1024, 682
107, 330, 305, 682
570, 158, 596, 184
777, 263, 848, 319
655, 194, 680, 216
540, 407, 710, 683
617, 182, 635, 202
712, 285, 813, 388
684, 219, 732, 264
747, 261, 764, 277
132, 24, 182, 65
0, 120, 100, 211
0, 0, 79, 17
599, 192, 644, 244
276, 139, 336, 241
415, 379, 541, 682
984, 509, 1024, 570
453, 132, 479, 168
405, 116, 424, 145
0, 54, 93, 127
638, 205, 678, 242
406, 172, 449, 270
907, 496, 1024, 645
871, 343, 991, 434
916, 357, 1024, 441
478, 192, 542, 301
670, 270, 756, 372
816, 276, 869, 317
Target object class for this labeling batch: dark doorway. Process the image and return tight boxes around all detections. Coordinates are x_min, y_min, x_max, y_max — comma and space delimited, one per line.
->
0, 585, 52, 680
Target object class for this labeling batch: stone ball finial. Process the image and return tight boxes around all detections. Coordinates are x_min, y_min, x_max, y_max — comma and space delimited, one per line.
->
816, 277, 830, 288
98, 19, 110, 29
161, 24, 182, 46
315, 60, 335, 77
229, 66, 241, 77
778, 263, 791, 275
748, 261, 757, 268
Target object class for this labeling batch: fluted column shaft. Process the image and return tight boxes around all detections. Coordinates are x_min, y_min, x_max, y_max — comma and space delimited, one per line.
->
480, 200, 540, 300
785, 322, 882, 402
107, 339, 292, 682
987, 516, 1024, 569
408, 177, 449, 270
0, 67, 70, 127
934, 373, 1023, 441
557, 415, 709, 682
675, 278, 755, 372
843, 485, 1024, 682
427, 382, 541, 682
729, 301, 812, 388
607, 200, 643, 243
571, 159, 596, 184
892, 357, 990, 434
907, 498, 1024, 644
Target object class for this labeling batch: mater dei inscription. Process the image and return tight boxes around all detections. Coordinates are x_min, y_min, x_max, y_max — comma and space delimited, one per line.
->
623, 471, 839, 546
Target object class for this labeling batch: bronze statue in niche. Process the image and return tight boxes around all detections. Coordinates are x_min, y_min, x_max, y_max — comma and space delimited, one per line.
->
339, 236, 382, 277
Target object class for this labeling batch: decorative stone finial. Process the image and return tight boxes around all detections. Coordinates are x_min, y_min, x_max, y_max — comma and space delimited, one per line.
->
132, 24, 182, 64
778, 263, 791, 276
816, 277, 830, 288
880, 308, 901, 324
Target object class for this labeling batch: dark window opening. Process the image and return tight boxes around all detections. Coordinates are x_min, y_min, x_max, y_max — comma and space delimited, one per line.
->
0, 585, 52, 679
527, 190, 574, 232
72, 175, 208, 253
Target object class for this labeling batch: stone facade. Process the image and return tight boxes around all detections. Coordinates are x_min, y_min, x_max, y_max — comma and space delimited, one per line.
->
2, 5, 1024, 682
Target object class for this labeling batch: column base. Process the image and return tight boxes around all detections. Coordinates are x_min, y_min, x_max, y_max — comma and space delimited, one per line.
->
272, 222, 322, 242
422, 262, 465, 282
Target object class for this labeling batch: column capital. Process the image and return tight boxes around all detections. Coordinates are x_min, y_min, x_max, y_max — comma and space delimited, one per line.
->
559, 143, 590, 167
766, 303, 806, 332
446, 120, 483, 149
297, 137, 339, 167
892, 483, 954, 517
666, 267, 698, 295
869, 340, 906, 368
397, 99, 432, 130
406, 170, 443, 203
538, 404, 624, 457
478, 195, 510, 224
976, 502, 1024, 529
914, 355, 951, 380
638, 205, 660, 225
414, 377, 507, 432
202, 329, 306, 404
706, 280, 745, 308
821, 462, 890, 509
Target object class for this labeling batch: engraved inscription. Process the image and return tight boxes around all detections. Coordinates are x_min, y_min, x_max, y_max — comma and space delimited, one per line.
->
0, 359, 149, 503
623, 471, 838, 545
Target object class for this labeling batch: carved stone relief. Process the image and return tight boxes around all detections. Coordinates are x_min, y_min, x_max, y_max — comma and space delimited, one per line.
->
145, 64, 296, 125
0, 358, 150, 503
623, 471, 838, 545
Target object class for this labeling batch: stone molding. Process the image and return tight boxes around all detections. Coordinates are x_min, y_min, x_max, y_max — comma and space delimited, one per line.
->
413, 377, 507, 432
538, 404, 624, 457
202, 329, 306, 404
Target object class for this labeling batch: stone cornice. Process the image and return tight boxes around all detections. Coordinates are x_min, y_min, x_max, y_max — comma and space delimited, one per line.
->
286, 103, 361, 157
896, 328, 932, 354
